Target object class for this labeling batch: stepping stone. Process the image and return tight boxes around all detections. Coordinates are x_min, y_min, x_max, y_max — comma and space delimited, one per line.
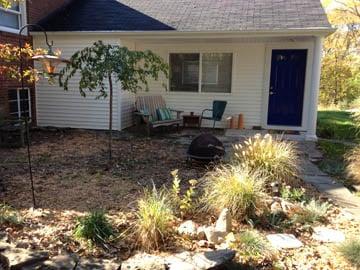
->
122, 249, 236, 270
2, 247, 49, 269
41, 254, 78, 269
312, 227, 345, 243
266, 234, 303, 249
166, 249, 236, 270
121, 253, 166, 270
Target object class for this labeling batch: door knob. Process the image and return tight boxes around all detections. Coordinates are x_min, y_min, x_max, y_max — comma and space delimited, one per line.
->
269, 91, 275, 95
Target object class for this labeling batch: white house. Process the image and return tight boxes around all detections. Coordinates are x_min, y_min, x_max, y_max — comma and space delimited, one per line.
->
32, 0, 334, 140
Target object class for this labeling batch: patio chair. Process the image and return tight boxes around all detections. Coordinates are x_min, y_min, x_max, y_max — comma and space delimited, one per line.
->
134, 95, 183, 135
200, 100, 227, 128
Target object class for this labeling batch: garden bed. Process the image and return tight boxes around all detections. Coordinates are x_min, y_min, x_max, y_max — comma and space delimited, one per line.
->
1, 129, 359, 269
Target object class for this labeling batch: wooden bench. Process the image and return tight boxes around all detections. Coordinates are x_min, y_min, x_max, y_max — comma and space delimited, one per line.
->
134, 95, 183, 135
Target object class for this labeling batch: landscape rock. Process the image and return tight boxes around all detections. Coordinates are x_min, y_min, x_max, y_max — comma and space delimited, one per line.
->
0, 253, 9, 270
41, 254, 78, 269
266, 234, 303, 249
166, 249, 236, 270
270, 201, 283, 214
121, 253, 166, 270
78, 258, 121, 270
204, 227, 222, 244
312, 227, 345, 243
122, 250, 235, 270
3, 248, 49, 269
215, 208, 232, 233
196, 226, 207, 240
178, 220, 198, 237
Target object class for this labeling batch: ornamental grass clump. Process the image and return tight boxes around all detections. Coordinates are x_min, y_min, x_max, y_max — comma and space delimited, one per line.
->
135, 187, 175, 251
346, 145, 360, 184
338, 239, 360, 268
202, 165, 266, 220
226, 231, 275, 264
74, 210, 114, 246
232, 134, 299, 184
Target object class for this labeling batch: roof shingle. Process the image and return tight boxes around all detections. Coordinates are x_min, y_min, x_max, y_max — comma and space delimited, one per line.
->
39, 0, 332, 32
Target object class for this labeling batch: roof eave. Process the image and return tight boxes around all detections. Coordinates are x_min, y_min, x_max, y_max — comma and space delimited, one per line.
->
31, 27, 335, 38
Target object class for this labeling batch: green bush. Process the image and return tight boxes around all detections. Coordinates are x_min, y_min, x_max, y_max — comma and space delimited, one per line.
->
0, 204, 21, 225
280, 186, 308, 203
291, 200, 331, 225
170, 169, 198, 217
232, 134, 299, 184
74, 211, 113, 246
202, 165, 266, 220
338, 239, 360, 268
135, 187, 174, 251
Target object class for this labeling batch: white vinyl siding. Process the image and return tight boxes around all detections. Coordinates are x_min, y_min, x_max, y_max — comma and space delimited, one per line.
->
33, 34, 315, 131
33, 36, 123, 130
136, 42, 266, 128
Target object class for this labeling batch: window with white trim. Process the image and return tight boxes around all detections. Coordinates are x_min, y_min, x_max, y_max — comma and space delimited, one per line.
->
0, 3, 23, 32
169, 53, 232, 93
8, 88, 31, 119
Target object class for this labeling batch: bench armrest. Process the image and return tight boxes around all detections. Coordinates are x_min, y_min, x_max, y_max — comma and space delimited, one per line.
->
169, 109, 183, 119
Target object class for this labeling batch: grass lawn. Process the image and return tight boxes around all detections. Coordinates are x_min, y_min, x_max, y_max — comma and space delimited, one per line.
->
317, 110, 359, 141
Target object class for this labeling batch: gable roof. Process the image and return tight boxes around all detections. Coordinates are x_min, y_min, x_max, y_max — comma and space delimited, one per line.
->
39, 0, 332, 32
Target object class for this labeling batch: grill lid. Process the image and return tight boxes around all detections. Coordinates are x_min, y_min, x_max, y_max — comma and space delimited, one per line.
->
187, 133, 225, 161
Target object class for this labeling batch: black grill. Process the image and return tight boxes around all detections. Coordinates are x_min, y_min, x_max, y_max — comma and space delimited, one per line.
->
187, 133, 225, 162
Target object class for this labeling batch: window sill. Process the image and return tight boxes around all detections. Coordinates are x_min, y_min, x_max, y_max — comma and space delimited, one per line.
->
0, 26, 28, 35
168, 91, 232, 95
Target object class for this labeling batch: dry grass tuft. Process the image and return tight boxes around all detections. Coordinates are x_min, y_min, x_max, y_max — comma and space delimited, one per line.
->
201, 165, 267, 220
346, 145, 360, 184
134, 187, 175, 251
232, 134, 300, 184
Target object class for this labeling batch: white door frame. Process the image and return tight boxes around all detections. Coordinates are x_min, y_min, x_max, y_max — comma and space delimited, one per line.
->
261, 42, 314, 131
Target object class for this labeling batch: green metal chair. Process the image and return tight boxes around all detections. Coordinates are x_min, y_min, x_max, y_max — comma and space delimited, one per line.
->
200, 100, 227, 128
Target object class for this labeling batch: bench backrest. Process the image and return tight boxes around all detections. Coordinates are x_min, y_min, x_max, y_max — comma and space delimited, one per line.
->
135, 95, 167, 121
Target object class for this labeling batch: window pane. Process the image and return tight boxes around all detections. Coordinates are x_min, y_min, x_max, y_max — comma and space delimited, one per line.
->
8, 89, 17, 100
0, 10, 19, 29
170, 53, 199, 92
9, 101, 18, 114
201, 53, 232, 93
19, 89, 29, 99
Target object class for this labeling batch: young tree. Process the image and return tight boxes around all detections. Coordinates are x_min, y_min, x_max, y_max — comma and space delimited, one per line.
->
59, 41, 168, 162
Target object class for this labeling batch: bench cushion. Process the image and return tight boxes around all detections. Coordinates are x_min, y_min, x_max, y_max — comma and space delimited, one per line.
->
157, 108, 173, 121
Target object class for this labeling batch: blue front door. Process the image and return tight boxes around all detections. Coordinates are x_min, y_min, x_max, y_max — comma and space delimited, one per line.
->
267, 49, 307, 126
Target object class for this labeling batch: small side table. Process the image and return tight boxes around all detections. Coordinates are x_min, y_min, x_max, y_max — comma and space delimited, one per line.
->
183, 114, 200, 128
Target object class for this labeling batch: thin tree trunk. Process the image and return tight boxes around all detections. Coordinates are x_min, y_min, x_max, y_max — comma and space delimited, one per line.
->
108, 73, 113, 163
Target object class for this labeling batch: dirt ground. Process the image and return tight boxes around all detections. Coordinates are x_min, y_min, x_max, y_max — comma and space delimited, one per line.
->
1, 128, 205, 212
1, 129, 360, 269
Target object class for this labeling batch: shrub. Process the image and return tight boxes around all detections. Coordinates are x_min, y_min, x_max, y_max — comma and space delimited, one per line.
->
280, 186, 308, 203
170, 169, 198, 217
0, 204, 21, 225
346, 145, 360, 184
202, 165, 266, 220
227, 231, 275, 263
338, 239, 360, 268
232, 134, 299, 183
135, 187, 174, 251
291, 200, 331, 225
74, 211, 114, 246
